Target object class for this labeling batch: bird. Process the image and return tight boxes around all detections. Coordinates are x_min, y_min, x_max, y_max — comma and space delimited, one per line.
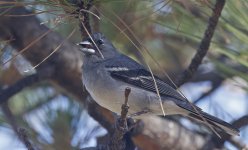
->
77, 32, 239, 136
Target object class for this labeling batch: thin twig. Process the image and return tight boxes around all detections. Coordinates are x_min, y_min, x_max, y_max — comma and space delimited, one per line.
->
2, 28, 53, 66
119, 87, 131, 127
108, 87, 131, 150
194, 79, 223, 104
24, 28, 76, 72
176, 0, 226, 86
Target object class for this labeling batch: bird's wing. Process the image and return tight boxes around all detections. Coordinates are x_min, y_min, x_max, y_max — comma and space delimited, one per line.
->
104, 55, 239, 136
104, 55, 186, 101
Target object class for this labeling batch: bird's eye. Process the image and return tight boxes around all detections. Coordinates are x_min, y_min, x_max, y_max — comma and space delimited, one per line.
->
97, 39, 104, 45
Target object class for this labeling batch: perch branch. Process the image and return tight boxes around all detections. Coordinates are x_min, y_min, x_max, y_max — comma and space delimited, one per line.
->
176, 0, 226, 86
108, 87, 131, 150
119, 87, 131, 126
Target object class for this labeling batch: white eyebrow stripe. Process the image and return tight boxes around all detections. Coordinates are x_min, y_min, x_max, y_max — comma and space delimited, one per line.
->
77, 41, 91, 45
106, 67, 129, 71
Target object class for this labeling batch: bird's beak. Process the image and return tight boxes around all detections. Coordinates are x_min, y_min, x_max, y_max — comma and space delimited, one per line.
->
77, 41, 95, 54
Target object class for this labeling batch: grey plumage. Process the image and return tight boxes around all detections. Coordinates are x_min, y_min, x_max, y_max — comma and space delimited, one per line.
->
78, 32, 239, 136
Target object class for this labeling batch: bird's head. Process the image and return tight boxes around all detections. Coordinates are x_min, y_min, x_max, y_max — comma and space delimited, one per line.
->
77, 32, 119, 60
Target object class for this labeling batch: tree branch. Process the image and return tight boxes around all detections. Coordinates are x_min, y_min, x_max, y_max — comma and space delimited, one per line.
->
232, 115, 248, 130
131, 116, 210, 150
0, 68, 53, 105
176, 0, 226, 86
193, 78, 223, 104
208, 115, 248, 149
107, 88, 131, 150
70, 0, 93, 36
1, 103, 35, 150
18, 128, 35, 150
228, 137, 248, 150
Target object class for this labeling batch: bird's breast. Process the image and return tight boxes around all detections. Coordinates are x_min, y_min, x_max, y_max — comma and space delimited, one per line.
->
82, 70, 153, 114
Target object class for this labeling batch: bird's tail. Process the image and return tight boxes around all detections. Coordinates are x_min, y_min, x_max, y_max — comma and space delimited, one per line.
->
188, 111, 239, 136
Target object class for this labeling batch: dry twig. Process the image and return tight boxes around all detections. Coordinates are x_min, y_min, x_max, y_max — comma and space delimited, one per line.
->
108, 87, 131, 150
